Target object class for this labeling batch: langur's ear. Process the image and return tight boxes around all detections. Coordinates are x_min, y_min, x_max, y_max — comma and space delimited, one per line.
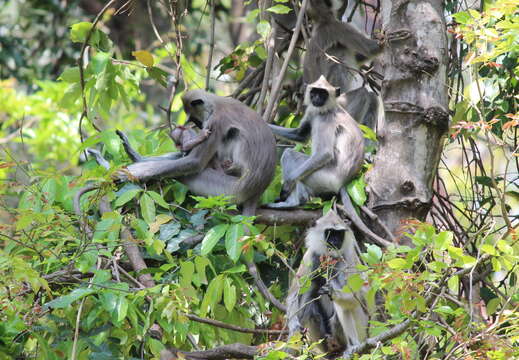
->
335, 87, 341, 98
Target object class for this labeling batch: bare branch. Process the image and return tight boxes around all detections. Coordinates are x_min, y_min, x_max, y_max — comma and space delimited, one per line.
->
161, 343, 258, 360
186, 314, 287, 335
205, 0, 216, 90
263, 0, 308, 121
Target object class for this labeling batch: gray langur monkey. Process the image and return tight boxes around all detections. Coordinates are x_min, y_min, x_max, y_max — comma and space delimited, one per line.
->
286, 209, 369, 357
304, 0, 383, 134
266, 75, 364, 209
115, 90, 277, 215
304, 0, 382, 93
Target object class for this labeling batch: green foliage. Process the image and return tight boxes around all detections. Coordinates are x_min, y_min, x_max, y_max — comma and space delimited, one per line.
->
1, 1, 518, 359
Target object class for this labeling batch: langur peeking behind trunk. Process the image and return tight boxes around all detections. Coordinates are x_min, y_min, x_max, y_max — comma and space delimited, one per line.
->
304, 0, 383, 134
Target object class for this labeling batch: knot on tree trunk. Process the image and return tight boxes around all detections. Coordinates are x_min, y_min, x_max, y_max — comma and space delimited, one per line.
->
397, 47, 439, 75
387, 29, 412, 42
423, 106, 449, 132
385, 101, 423, 114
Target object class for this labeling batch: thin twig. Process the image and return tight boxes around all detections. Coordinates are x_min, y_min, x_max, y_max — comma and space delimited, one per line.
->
71, 258, 101, 360
257, 22, 277, 114
246, 260, 287, 312
232, 63, 265, 98
147, 0, 164, 44
205, 0, 216, 90
263, 0, 308, 121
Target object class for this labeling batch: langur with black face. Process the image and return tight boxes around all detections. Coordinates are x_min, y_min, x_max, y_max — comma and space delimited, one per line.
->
286, 209, 369, 357
267, 75, 364, 209
115, 90, 277, 215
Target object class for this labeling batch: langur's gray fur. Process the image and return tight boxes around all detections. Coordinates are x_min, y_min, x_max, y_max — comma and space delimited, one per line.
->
286, 210, 369, 357
267, 75, 364, 208
304, 0, 382, 93
116, 90, 277, 215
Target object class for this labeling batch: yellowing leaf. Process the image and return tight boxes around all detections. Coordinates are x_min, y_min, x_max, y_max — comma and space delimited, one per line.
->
132, 50, 154, 67
387, 258, 407, 269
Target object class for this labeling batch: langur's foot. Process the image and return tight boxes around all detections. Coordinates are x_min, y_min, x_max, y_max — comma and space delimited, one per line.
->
264, 200, 301, 209
114, 162, 156, 182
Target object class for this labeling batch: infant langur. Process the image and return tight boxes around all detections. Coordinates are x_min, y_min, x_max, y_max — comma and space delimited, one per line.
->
267, 75, 364, 208
286, 210, 369, 357
169, 125, 239, 176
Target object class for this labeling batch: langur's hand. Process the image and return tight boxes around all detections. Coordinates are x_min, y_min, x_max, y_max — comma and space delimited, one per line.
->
201, 128, 211, 138
282, 174, 297, 194
317, 283, 332, 298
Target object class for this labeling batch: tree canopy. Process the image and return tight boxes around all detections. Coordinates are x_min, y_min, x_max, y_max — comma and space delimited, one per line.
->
0, 0, 517, 359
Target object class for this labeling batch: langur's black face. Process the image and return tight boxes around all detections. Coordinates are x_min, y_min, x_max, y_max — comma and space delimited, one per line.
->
325, 228, 345, 250
187, 99, 204, 129
310, 87, 330, 107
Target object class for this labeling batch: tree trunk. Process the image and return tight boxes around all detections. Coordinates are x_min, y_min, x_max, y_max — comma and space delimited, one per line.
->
367, 0, 449, 241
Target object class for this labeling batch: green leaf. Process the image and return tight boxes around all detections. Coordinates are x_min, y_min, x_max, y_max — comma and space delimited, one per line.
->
41, 178, 57, 205
387, 258, 407, 269
256, 20, 271, 39
114, 189, 142, 208
45, 288, 95, 309
195, 256, 210, 285
224, 264, 247, 274
364, 244, 382, 264
140, 193, 156, 224
359, 124, 378, 141
147, 67, 168, 88
59, 67, 81, 83
200, 275, 224, 316
147, 191, 170, 209
101, 131, 121, 157
180, 261, 195, 288
346, 177, 367, 206
267, 4, 292, 14
132, 50, 154, 67
223, 277, 237, 312
481, 244, 497, 255
76, 251, 98, 273
345, 274, 364, 292
77, 134, 102, 153
153, 238, 165, 255
448, 275, 459, 293
245, 9, 260, 23
487, 297, 500, 315
225, 224, 244, 262
99, 292, 129, 324
70, 22, 93, 43
434, 305, 454, 315
201, 224, 229, 256
434, 231, 453, 249
452, 11, 471, 24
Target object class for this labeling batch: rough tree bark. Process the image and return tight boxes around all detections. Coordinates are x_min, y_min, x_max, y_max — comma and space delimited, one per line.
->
367, 0, 449, 239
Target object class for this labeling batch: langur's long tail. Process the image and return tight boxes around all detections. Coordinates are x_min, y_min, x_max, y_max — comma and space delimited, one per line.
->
339, 189, 392, 248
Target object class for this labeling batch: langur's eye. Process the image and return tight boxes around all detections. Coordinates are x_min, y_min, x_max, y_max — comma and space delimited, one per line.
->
191, 99, 204, 107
